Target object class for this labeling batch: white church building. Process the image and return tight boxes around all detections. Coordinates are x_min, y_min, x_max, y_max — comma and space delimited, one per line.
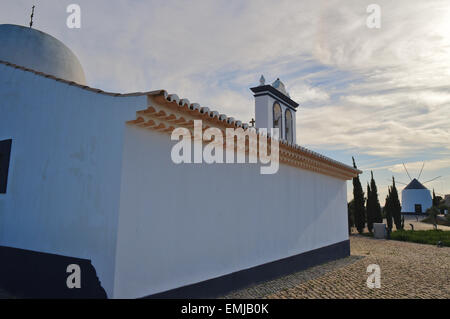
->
0, 24, 360, 298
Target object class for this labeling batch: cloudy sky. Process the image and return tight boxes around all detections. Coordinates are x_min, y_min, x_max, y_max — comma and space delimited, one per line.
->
2, 0, 449, 202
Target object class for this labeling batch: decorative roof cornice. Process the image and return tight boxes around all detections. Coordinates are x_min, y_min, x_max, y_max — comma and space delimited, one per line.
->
129, 91, 361, 180
250, 85, 299, 108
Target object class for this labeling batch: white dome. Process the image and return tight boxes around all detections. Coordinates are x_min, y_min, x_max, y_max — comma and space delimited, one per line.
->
272, 78, 289, 97
0, 24, 86, 84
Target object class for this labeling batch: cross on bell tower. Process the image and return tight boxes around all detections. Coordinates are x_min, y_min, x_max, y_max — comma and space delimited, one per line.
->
29, 5, 35, 28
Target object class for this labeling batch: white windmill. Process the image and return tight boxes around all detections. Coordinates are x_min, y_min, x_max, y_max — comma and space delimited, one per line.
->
397, 163, 441, 215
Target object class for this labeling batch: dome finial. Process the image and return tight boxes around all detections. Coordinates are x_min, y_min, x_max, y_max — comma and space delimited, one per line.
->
29, 5, 35, 28
259, 75, 266, 86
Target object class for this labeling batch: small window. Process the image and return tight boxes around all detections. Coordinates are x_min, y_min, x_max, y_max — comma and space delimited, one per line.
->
0, 139, 12, 194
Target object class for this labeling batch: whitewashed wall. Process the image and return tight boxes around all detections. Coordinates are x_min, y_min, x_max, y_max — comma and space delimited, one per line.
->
0, 64, 146, 297
114, 125, 348, 298
254, 94, 297, 143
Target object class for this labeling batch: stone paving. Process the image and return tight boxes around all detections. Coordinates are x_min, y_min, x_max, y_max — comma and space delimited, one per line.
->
1, 235, 449, 299
223, 236, 450, 299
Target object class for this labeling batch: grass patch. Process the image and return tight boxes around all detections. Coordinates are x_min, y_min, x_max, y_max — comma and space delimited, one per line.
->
390, 229, 450, 247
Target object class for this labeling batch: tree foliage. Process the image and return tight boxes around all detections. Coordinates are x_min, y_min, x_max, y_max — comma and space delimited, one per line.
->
384, 188, 393, 231
352, 157, 366, 234
348, 199, 355, 234
366, 183, 373, 232
432, 189, 441, 207
366, 171, 382, 233
386, 177, 403, 230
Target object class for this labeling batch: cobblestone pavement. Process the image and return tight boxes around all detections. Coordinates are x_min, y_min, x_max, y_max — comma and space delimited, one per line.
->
223, 236, 450, 299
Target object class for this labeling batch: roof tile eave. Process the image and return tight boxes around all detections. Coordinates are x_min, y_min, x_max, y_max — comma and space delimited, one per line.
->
147, 90, 360, 178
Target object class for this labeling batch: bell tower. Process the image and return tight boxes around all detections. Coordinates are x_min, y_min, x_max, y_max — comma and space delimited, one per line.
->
250, 76, 299, 144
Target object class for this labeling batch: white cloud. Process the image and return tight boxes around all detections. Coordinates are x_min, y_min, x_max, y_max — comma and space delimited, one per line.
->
290, 83, 330, 103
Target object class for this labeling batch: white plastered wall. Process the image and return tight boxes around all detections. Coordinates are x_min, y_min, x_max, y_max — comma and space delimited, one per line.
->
113, 124, 348, 298
0, 64, 147, 297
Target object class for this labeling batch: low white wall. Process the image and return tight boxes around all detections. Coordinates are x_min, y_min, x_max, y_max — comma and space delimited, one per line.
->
113, 125, 349, 298
0, 64, 146, 297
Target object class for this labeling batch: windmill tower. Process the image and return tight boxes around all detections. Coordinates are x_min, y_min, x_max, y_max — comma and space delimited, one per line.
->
400, 163, 441, 215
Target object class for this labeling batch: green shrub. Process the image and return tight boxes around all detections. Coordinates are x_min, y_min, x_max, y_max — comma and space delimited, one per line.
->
390, 230, 450, 247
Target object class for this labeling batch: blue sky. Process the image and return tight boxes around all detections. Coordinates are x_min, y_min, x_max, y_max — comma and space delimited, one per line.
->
2, 0, 449, 202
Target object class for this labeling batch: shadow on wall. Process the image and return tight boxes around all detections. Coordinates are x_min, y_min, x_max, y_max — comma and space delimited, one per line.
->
144, 240, 350, 299
0, 246, 107, 298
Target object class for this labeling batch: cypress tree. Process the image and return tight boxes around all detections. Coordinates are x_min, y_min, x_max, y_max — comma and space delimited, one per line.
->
348, 199, 355, 234
390, 177, 402, 230
352, 157, 366, 234
432, 189, 439, 207
385, 186, 393, 231
370, 171, 383, 224
366, 183, 373, 233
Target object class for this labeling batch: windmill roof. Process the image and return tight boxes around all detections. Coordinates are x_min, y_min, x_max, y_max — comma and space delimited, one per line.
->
404, 178, 427, 190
